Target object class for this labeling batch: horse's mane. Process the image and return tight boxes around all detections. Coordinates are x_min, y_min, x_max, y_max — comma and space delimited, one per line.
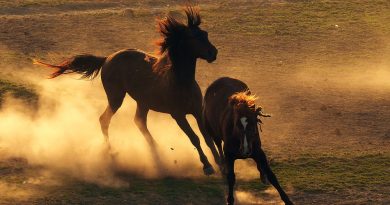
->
229, 91, 258, 109
153, 6, 201, 74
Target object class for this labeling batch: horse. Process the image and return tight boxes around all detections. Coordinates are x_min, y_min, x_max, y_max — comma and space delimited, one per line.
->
202, 77, 294, 205
34, 6, 221, 176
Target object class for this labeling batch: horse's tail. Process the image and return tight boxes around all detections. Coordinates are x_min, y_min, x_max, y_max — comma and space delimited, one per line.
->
33, 54, 107, 79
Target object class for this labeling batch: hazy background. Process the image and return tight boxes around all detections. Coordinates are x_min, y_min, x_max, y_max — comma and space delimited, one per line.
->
0, 1, 389, 204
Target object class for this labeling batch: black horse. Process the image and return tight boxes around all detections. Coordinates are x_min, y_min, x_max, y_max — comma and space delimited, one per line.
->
202, 77, 294, 205
34, 6, 220, 175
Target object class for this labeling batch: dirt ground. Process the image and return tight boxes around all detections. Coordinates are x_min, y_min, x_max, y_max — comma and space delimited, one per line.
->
0, 0, 389, 204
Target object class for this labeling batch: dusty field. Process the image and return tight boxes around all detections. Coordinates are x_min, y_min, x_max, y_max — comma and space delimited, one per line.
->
0, 0, 389, 204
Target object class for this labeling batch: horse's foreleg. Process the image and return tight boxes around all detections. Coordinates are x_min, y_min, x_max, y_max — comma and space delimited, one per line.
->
226, 156, 236, 205
253, 153, 269, 185
172, 115, 215, 175
194, 115, 223, 173
253, 149, 294, 205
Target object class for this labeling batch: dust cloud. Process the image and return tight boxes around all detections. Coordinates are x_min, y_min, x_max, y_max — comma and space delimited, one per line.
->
0, 71, 213, 187
0, 181, 37, 201
235, 187, 285, 205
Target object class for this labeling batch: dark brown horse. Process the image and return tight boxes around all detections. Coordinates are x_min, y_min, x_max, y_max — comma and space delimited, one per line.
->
203, 77, 294, 205
34, 6, 220, 175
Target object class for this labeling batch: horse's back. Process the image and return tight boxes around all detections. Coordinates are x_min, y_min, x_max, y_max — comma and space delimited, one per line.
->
205, 77, 248, 100
204, 77, 248, 111
101, 48, 160, 92
203, 77, 248, 138
101, 48, 154, 80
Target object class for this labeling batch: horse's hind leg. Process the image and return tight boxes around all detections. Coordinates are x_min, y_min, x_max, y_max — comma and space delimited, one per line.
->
133, 104, 163, 172
215, 141, 226, 175
133, 104, 156, 146
100, 106, 114, 142
99, 83, 126, 143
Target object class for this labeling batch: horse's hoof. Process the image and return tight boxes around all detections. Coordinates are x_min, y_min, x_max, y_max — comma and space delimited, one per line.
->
227, 199, 234, 205
203, 166, 215, 176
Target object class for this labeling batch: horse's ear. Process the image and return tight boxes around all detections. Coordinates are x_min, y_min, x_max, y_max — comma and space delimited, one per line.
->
185, 6, 201, 27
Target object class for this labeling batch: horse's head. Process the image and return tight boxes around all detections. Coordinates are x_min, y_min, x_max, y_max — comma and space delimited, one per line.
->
183, 7, 217, 63
155, 6, 217, 64
229, 91, 270, 157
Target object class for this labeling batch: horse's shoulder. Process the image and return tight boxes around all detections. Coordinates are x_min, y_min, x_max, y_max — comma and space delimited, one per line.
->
206, 77, 249, 101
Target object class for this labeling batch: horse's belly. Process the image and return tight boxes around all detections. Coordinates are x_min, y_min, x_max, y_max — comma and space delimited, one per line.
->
127, 87, 193, 114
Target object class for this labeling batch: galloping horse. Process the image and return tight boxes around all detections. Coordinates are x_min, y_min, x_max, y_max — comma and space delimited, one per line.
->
202, 77, 294, 205
35, 6, 220, 175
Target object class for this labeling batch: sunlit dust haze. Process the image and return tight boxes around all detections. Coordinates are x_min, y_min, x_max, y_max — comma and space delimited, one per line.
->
0, 71, 218, 187
236, 188, 285, 205
294, 64, 390, 92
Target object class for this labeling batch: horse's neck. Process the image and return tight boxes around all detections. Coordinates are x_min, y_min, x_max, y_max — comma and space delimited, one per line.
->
170, 56, 197, 85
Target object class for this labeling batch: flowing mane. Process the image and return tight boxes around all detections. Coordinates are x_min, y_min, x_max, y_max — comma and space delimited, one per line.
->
229, 90, 258, 109
153, 6, 201, 74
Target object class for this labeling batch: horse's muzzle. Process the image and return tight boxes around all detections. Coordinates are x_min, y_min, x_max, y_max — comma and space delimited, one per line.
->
241, 150, 252, 158
206, 47, 218, 63
239, 144, 253, 158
